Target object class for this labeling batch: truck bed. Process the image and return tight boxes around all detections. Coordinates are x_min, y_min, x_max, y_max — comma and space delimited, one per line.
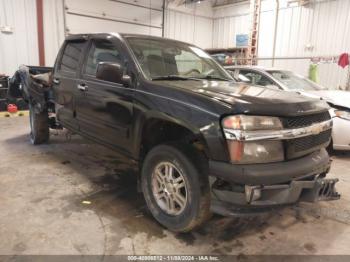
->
28, 66, 53, 75
9, 65, 53, 111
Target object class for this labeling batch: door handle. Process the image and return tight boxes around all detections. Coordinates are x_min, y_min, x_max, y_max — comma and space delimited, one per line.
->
53, 78, 60, 84
77, 83, 88, 91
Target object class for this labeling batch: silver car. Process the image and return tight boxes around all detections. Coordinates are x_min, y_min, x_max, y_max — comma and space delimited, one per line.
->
226, 65, 350, 151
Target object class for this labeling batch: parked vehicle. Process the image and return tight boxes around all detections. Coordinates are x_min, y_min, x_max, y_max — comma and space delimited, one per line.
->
9, 33, 340, 232
225, 65, 350, 151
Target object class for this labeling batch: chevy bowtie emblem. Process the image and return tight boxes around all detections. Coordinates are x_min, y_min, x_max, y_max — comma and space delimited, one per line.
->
311, 125, 323, 135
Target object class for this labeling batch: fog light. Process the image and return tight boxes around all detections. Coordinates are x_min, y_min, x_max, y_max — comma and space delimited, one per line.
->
245, 185, 262, 203
227, 140, 284, 164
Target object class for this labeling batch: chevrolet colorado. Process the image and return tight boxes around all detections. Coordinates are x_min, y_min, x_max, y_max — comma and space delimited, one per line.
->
9, 33, 340, 232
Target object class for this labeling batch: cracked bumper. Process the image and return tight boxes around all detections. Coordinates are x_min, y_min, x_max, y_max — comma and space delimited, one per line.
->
208, 149, 340, 216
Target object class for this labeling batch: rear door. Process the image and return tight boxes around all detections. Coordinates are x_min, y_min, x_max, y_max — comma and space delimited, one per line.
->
53, 39, 88, 131
75, 36, 134, 156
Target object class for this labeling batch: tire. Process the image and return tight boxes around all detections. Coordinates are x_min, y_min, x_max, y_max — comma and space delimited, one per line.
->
141, 144, 211, 232
326, 139, 334, 155
29, 104, 49, 145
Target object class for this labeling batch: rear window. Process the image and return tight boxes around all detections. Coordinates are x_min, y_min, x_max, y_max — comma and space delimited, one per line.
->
59, 41, 86, 73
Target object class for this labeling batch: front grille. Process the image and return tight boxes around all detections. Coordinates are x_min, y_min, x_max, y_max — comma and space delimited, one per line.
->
283, 111, 330, 128
285, 129, 331, 159
294, 129, 331, 152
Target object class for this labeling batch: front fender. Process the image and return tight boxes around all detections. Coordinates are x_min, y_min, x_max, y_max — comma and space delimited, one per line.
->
131, 107, 229, 162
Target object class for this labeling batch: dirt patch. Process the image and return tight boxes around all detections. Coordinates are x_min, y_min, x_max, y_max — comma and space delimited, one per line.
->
303, 242, 317, 253
175, 233, 196, 245
81, 172, 166, 239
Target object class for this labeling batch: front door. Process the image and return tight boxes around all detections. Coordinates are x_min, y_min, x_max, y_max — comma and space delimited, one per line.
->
75, 37, 134, 156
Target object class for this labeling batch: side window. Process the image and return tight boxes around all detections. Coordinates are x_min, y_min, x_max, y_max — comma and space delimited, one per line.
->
240, 70, 274, 86
84, 40, 121, 76
237, 74, 251, 82
59, 41, 86, 73
231, 69, 250, 82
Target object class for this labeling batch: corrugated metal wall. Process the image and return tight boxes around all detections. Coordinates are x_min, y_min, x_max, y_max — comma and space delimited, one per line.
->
0, 0, 212, 75
64, 0, 163, 36
212, 0, 350, 89
43, 0, 165, 66
0, 0, 214, 71
212, 14, 248, 48
261, 0, 350, 89
2, 0, 349, 89
45, 0, 216, 66
164, 10, 213, 49
212, 2, 249, 48
43, 0, 65, 66
164, 2, 213, 49
0, 0, 39, 75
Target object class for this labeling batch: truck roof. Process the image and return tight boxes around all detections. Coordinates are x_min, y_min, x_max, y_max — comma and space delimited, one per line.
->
65, 33, 192, 46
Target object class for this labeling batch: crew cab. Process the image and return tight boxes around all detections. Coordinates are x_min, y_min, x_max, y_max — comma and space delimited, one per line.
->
9, 33, 340, 232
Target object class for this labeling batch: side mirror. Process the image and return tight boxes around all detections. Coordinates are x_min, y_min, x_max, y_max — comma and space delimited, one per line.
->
96, 62, 130, 86
122, 74, 132, 87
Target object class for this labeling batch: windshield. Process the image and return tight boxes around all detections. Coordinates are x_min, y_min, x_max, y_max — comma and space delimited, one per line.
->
126, 37, 233, 81
267, 70, 326, 91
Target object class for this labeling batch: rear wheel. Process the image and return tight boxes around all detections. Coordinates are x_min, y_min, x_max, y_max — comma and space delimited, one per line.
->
29, 104, 49, 145
141, 144, 211, 232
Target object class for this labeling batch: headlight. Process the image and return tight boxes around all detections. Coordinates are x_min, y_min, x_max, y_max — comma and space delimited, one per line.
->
222, 115, 283, 130
334, 110, 350, 121
222, 115, 284, 164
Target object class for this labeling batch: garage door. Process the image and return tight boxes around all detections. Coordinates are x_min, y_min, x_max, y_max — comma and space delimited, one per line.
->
65, 0, 163, 36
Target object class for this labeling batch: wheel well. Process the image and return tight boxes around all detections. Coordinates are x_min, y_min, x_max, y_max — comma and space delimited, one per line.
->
139, 119, 208, 162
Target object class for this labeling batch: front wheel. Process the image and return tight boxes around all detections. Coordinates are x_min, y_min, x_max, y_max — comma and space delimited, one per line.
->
141, 144, 211, 232
29, 104, 49, 145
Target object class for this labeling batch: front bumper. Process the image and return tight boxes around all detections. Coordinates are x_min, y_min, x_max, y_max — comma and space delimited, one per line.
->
209, 148, 330, 185
209, 149, 340, 216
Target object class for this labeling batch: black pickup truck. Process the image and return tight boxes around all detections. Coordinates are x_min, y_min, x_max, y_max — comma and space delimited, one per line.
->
10, 33, 340, 232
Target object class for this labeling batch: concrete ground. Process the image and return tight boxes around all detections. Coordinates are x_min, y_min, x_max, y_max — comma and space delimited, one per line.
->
0, 116, 350, 256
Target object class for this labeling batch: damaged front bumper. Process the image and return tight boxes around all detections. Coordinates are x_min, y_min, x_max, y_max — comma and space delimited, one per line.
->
209, 149, 340, 216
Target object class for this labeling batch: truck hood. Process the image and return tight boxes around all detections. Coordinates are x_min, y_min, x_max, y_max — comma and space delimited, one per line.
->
301, 90, 350, 109
156, 80, 329, 117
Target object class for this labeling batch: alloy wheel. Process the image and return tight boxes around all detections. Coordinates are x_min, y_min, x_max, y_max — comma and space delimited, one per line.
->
151, 161, 188, 216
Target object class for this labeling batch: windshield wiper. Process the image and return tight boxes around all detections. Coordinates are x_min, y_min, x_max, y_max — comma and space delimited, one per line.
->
152, 75, 231, 81
195, 75, 232, 81
152, 75, 197, 81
